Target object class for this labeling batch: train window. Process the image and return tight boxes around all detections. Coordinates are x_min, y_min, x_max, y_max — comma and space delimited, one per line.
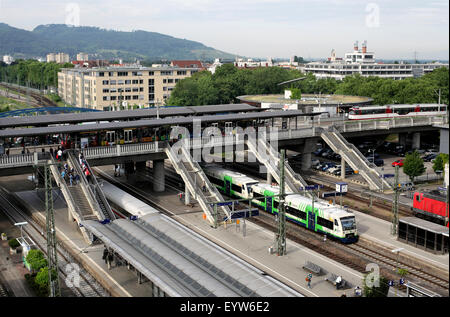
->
334, 219, 339, 227
317, 216, 333, 230
252, 192, 265, 201
231, 183, 242, 194
210, 176, 224, 187
273, 199, 279, 210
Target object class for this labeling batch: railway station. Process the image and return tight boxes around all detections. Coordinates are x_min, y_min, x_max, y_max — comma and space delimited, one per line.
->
0, 101, 448, 299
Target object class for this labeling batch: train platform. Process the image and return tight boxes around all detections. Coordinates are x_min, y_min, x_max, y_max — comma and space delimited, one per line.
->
98, 166, 381, 297
352, 209, 449, 271
14, 189, 155, 297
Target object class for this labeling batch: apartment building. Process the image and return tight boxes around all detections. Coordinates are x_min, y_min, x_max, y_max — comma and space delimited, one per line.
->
47, 52, 70, 64
57, 66, 199, 110
76, 52, 89, 61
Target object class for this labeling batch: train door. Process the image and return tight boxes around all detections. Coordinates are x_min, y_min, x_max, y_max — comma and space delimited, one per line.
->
106, 131, 116, 145
124, 129, 133, 143
308, 210, 316, 231
225, 180, 231, 196
266, 197, 272, 214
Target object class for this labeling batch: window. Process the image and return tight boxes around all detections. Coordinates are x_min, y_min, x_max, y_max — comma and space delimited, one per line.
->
148, 79, 154, 85
125, 95, 131, 100
161, 71, 172, 76
167, 79, 174, 84
108, 72, 114, 76
210, 176, 224, 187
110, 80, 116, 85
125, 88, 131, 92
125, 80, 131, 84
231, 183, 242, 194
286, 206, 306, 220
103, 89, 109, 93
177, 70, 187, 76
132, 88, 139, 92
317, 216, 334, 230
99, 72, 105, 77
139, 87, 144, 92
102, 80, 109, 85
132, 79, 138, 84
117, 71, 128, 76
118, 80, 125, 85
110, 96, 117, 100
148, 71, 154, 76
103, 96, 108, 101
149, 94, 155, 101
110, 88, 117, 93
133, 95, 139, 100
139, 79, 143, 84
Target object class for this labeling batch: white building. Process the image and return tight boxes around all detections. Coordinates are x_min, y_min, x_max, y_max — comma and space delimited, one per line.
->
234, 58, 273, 68
76, 52, 89, 61
208, 58, 223, 74
47, 52, 70, 64
304, 41, 448, 80
2, 55, 14, 65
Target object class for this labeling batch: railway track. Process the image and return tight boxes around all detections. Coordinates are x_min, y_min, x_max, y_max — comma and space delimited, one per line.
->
0, 187, 109, 297
0, 83, 58, 108
104, 165, 449, 296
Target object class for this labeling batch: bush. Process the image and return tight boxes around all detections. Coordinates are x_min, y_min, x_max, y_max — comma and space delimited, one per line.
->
25, 249, 48, 271
8, 238, 20, 249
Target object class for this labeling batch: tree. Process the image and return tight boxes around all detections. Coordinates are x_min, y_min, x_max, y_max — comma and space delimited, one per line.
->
8, 238, 20, 249
403, 150, 426, 183
433, 153, 449, 174
25, 249, 48, 272
363, 274, 390, 297
290, 88, 302, 100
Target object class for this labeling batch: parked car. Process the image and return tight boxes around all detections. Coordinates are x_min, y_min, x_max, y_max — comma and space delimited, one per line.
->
313, 148, 325, 156
367, 157, 384, 166
311, 159, 321, 167
392, 159, 404, 167
321, 162, 336, 171
321, 149, 333, 158
335, 167, 354, 176
423, 154, 437, 162
289, 153, 303, 162
327, 165, 341, 174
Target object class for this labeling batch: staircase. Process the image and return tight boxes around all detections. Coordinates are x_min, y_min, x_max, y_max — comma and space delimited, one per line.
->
164, 143, 231, 226
245, 137, 309, 194
49, 157, 96, 244
320, 128, 392, 191
67, 152, 116, 221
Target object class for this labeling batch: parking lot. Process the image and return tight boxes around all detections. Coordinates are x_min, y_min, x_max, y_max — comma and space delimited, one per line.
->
290, 140, 442, 190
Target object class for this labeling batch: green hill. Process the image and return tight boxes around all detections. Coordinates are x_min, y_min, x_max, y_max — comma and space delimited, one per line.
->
0, 23, 237, 61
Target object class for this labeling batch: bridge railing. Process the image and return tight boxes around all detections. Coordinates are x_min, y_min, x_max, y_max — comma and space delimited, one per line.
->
81, 142, 162, 159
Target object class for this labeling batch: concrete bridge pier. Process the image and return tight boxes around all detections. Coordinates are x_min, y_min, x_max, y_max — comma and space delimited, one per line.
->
412, 132, 421, 150
153, 159, 165, 192
399, 133, 407, 148
300, 139, 316, 171
341, 156, 346, 180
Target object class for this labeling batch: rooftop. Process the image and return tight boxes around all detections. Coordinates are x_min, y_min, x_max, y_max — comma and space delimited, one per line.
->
238, 94, 373, 106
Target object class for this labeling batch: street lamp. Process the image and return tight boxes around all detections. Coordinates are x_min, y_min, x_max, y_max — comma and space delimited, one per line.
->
391, 247, 404, 297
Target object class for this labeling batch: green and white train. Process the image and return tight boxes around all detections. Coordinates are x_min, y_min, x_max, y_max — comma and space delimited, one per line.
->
204, 166, 358, 243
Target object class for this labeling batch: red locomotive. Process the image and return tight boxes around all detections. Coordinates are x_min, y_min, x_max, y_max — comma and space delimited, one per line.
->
413, 191, 449, 227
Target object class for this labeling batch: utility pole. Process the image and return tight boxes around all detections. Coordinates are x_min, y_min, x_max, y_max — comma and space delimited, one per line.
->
276, 150, 286, 256
391, 165, 400, 235
44, 164, 61, 297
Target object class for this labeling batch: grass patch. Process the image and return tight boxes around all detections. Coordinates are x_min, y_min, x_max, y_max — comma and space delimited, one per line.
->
0, 95, 30, 112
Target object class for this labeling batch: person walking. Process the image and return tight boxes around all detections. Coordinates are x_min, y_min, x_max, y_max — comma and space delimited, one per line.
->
306, 272, 312, 289
69, 173, 73, 186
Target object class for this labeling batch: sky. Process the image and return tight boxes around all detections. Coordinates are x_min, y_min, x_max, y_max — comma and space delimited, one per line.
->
0, 0, 448, 60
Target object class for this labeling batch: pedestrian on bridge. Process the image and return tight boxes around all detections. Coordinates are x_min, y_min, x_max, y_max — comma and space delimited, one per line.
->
69, 173, 73, 186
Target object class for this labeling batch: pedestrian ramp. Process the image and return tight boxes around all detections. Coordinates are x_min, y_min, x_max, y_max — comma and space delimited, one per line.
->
164, 143, 231, 226
245, 137, 309, 194
320, 128, 392, 191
